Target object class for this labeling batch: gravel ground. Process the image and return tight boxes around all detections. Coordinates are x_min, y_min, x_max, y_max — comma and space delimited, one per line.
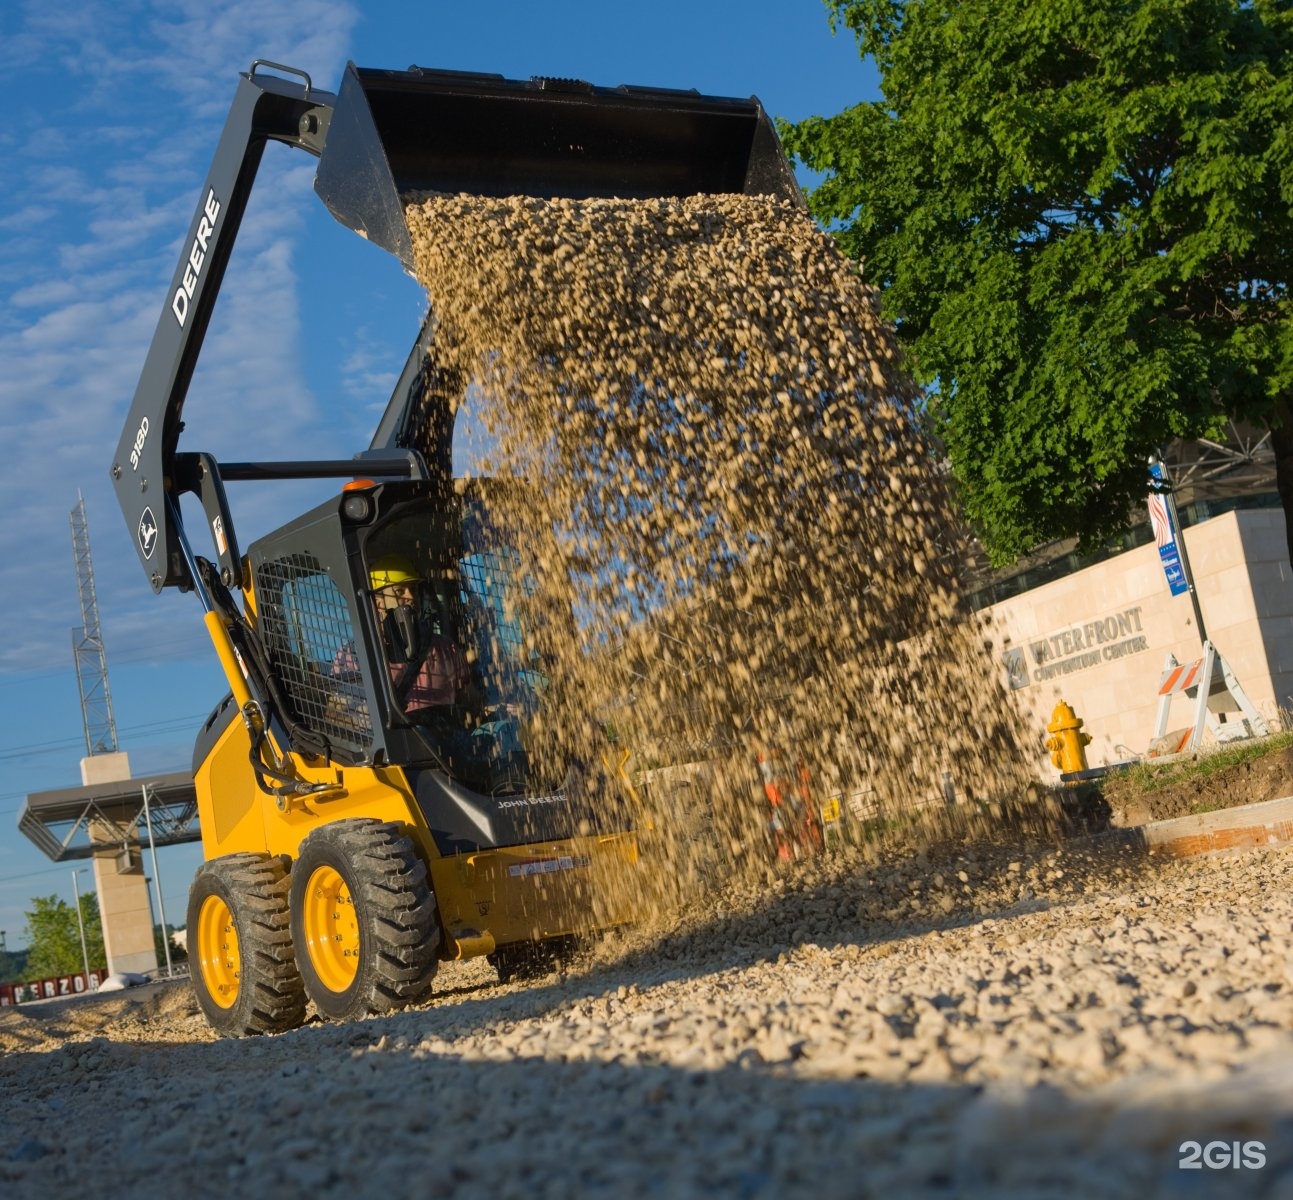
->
1, 834, 1290, 1199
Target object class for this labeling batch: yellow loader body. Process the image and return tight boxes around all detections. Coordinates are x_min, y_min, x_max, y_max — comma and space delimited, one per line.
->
194, 712, 639, 961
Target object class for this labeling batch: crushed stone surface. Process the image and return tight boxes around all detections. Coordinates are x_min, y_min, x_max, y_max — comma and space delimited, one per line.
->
3, 838, 1289, 1198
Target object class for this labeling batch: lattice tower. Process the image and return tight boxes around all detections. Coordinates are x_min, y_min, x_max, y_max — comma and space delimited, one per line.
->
70, 493, 119, 755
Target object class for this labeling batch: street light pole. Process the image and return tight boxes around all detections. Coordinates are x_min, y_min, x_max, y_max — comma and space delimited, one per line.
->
71, 869, 93, 992
141, 783, 173, 978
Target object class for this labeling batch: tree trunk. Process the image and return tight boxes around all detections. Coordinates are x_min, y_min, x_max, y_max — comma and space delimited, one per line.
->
1268, 401, 1293, 572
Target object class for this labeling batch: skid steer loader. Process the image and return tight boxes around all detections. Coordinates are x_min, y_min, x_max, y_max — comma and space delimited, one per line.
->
110, 60, 801, 1036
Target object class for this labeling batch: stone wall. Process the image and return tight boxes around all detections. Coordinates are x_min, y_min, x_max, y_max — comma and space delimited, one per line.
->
984, 509, 1293, 776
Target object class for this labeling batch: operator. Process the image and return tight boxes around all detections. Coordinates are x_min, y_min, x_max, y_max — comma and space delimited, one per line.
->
367, 555, 472, 715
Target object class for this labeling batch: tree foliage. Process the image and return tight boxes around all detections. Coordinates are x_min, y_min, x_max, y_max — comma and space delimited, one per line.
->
783, 0, 1293, 564
155, 924, 187, 965
23, 892, 106, 979
0, 948, 26, 985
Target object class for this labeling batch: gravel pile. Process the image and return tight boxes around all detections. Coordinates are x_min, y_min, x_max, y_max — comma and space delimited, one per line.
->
3, 836, 1289, 1198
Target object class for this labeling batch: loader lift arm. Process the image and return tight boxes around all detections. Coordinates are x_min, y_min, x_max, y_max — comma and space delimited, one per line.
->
107, 62, 428, 792
112, 62, 330, 595
109, 62, 428, 597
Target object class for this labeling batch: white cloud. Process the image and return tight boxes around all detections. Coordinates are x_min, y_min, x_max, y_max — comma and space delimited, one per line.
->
339, 328, 403, 405
0, 0, 361, 675
15, 125, 72, 160
7, 277, 77, 308
0, 204, 55, 233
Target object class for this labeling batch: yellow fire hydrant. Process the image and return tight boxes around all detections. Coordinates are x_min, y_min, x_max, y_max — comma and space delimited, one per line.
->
1046, 700, 1091, 773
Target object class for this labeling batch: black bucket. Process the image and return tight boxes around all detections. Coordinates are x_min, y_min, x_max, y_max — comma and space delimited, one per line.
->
314, 63, 801, 269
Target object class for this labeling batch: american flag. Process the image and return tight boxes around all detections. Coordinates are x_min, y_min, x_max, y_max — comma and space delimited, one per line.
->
1147, 492, 1175, 548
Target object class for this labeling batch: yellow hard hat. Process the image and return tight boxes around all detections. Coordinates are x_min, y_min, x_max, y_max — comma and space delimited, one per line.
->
369, 554, 419, 591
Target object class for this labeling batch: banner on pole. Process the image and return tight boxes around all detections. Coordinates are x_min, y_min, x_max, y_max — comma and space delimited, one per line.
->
1147, 463, 1189, 597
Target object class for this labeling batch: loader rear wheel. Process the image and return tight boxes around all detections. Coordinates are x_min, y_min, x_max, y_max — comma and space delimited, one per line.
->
187, 853, 307, 1038
289, 819, 439, 1023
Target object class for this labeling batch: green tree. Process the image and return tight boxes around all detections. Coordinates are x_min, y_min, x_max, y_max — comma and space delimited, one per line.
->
783, 0, 1293, 565
0, 947, 22, 984
23, 893, 106, 979
154, 923, 186, 966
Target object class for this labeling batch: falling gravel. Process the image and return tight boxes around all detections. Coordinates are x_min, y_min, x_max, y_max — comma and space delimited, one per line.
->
2, 839, 1289, 1197
399, 189, 1034, 907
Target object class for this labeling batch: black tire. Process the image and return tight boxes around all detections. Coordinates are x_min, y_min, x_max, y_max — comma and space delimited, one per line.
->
289, 819, 439, 1022
187, 853, 307, 1038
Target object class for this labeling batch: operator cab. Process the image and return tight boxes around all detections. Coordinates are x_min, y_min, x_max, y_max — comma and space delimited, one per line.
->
354, 490, 545, 796
241, 478, 629, 852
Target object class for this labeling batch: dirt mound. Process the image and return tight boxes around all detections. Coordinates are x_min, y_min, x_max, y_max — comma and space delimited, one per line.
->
1104, 744, 1293, 825
0, 979, 207, 1053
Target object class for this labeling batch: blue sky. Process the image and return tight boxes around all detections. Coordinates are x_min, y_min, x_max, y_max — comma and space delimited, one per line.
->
0, 0, 878, 951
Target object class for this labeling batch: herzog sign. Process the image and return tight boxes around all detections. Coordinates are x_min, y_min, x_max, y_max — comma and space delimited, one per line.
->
1003, 607, 1148, 689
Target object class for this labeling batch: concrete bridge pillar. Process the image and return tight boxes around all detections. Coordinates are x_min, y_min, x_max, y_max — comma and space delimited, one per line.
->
82, 753, 157, 977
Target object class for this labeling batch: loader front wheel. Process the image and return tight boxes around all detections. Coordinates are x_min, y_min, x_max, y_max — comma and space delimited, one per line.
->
290, 820, 439, 1023
187, 853, 307, 1038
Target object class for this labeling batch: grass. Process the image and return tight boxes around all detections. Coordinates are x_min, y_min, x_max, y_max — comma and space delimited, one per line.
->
1103, 724, 1293, 802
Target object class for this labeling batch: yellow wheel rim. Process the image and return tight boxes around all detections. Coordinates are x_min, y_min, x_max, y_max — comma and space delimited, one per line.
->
196, 894, 240, 1010
301, 864, 360, 993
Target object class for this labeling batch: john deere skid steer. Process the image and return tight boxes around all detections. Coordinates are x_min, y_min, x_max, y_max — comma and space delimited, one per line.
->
110, 60, 800, 1036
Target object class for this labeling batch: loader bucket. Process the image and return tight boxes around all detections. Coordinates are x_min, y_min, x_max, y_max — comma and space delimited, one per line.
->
314, 63, 802, 270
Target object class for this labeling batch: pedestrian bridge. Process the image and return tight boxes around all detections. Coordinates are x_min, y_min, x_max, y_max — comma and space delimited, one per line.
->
18, 770, 200, 863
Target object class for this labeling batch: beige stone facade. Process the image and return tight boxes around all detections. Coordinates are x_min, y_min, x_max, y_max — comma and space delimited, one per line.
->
984, 509, 1293, 776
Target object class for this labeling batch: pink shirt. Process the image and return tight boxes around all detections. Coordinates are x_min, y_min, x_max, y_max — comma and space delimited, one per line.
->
394, 635, 468, 710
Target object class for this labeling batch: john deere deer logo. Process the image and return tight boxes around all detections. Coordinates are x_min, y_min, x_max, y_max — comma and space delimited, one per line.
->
138, 507, 158, 559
